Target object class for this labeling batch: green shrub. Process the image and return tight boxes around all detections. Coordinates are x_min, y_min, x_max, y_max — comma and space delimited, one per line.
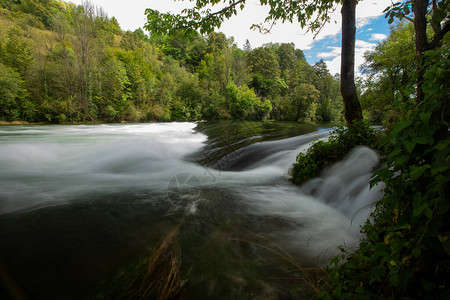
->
289, 121, 378, 185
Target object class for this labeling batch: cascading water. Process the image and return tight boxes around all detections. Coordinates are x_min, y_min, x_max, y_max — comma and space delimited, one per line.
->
0, 122, 383, 299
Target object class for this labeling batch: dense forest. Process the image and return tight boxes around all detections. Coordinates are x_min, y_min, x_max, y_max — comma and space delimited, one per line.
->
0, 0, 345, 124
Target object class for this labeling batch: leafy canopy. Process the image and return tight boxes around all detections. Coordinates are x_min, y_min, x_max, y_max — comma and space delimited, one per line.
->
144, 0, 338, 36
383, 0, 449, 50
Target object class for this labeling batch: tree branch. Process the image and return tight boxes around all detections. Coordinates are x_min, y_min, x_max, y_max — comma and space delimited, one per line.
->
201, 0, 246, 23
430, 0, 441, 35
403, 15, 415, 24
177, 0, 247, 31
428, 20, 450, 50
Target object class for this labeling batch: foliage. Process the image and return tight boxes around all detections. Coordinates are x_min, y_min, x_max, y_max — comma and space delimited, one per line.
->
290, 83, 320, 121
319, 40, 450, 300
360, 21, 415, 123
0, 61, 31, 120
314, 60, 342, 122
383, 0, 449, 104
383, 0, 449, 28
0, 0, 341, 124
144, 0, 366, 125
226, 81, 270, 120
144, 0, 337, 37
290, 121, 378, 185
0, 26, 34, 77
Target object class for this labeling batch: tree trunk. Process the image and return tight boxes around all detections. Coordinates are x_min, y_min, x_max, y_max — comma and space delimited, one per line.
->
413, 0, 429, 103
341, 0, 363, 125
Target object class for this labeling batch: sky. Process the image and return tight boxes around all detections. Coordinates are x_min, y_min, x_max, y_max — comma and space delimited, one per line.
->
70, 0, 392, 75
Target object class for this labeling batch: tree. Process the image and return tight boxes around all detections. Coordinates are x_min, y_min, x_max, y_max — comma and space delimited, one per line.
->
291, 83, 320, 121
0, 62, 27, 120
230, 44, 250, 87
360, 22, 416, 122
0, 26, 34, 77
144, 0, 363, 124
52, 11, 76, 99
314, 59, 341, 122
276, 43, 298, 74
383, 0, 450, 102
246, 46, 287, 98
243, 39, 252, 52
16, 0, 59, 28
71, 1, 99, 120
246, 47, 280, 79
340, 0, 362, 123
226, 81, 257, 119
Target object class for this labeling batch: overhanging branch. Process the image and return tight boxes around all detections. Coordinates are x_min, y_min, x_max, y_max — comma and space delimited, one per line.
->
428, 20, 450, 50
176, 0, 247, 32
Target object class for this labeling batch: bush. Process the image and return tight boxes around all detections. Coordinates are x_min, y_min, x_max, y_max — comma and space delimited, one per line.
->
289, 121, 378, 185
226, 81, 260, 120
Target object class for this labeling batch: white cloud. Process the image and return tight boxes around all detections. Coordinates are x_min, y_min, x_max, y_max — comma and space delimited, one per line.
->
355, 40, 377, 73
325, 55, 341, 76
317, 46, 341, 59
324, 40, 377, 76
370, 33, 388, 41
356, 17, 374, 28
355, 0, 391, 28
357, 0, 392, 19
356, 40, 375, 49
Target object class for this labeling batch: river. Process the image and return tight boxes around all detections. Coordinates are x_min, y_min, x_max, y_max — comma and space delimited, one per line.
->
0, 121, 383, 299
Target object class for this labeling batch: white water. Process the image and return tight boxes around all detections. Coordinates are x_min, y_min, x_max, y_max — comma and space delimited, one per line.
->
0, 123, 207, 214
0, 122, 383, 261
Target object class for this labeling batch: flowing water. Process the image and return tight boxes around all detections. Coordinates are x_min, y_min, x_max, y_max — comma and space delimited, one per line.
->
0, 122, 383, 299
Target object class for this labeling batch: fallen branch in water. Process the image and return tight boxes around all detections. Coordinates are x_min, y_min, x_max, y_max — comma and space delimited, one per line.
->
131, 219, 186, 300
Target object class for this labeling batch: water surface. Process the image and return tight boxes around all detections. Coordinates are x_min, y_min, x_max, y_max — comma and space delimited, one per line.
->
0, 122, 382, 299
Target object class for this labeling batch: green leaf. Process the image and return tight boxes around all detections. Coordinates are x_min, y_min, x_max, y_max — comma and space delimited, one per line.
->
391, 119, 412, 137
421, 279, 436, 292
403, 5, 410, 15
419, 111, 431, 125
413, 193, 428, 217
387, 148, 401, 160
434, 139, 450, 151
404, 140, 416, 153
389, 274, 400, 287
431, 165, 449, 175
415, 135, 434, 145
438, 234, 450, 255
410, 165, 430, 181
412, 248, 421, 257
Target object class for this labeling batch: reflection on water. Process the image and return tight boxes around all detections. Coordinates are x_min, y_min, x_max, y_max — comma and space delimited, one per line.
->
0, 122, 381, 299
